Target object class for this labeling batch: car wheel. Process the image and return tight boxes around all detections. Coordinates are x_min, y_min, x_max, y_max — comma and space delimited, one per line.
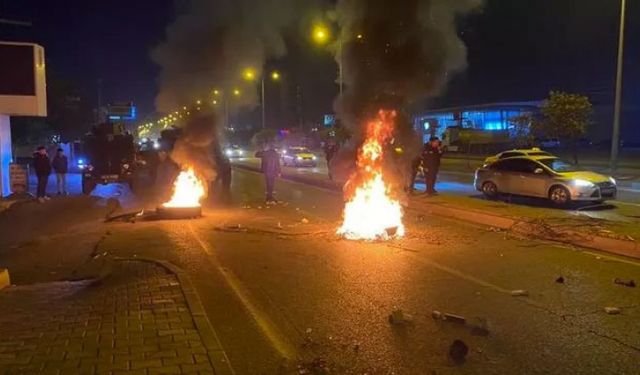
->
549, 186, 571, 206
481, 181, 498, 198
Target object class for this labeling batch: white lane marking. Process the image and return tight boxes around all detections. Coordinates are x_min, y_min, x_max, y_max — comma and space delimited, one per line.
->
186, 223, 298, 360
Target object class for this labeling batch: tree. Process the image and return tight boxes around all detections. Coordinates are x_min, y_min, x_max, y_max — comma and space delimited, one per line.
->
534, 91, 592, 164
508, 113, 535, 148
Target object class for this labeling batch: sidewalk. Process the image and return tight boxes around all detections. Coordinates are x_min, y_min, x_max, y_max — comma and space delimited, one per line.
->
0, 260, 230, 374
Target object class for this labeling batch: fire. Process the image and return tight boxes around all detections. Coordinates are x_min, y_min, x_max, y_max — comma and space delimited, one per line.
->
337, 110, 405, 240
162, 167, 206, 208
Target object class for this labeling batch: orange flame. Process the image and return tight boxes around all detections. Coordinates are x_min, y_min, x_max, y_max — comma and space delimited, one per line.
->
337, 110, 405, 240
162, 167, 206, 208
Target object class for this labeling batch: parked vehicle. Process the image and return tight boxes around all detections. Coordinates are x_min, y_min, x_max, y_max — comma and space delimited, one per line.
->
474, 156, 616, 205
483, 148, 553, 165
78, 123, 137, 194
280, 146, 318, 167
224, 144, 245, 158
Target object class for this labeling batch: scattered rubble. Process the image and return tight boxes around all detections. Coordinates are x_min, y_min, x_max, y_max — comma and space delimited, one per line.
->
604, 307, 621, 315
301, 218, 310, 224
556, 276, 565, 284
614, 278, 636, 288
448, 339, 469, 364
510, 289, 529, 297
432, 310, 466, 325
388, 309, 413, 325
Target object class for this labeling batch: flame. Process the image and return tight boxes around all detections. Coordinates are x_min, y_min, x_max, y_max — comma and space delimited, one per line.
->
337, 110, 405, 240
162, 167, 206, 208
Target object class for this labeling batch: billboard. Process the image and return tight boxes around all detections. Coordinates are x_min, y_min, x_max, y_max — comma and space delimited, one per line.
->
0, 42, 47, 116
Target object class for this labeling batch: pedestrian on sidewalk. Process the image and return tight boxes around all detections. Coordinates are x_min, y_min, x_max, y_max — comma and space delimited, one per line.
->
52, 148, 68, 195
33, 146, 52, 202
422, 136, 444, 195
255, 144, 281, 204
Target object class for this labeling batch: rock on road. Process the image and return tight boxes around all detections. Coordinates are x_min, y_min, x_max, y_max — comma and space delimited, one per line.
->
95, 168, 640, 374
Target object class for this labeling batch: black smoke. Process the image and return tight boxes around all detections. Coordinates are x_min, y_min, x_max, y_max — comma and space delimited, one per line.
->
334, 0, 483, 137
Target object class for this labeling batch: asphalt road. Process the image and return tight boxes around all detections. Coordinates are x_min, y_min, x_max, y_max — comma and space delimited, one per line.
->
100, 168, 640, 374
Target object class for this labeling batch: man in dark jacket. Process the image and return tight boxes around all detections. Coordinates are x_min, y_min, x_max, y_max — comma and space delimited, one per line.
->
255, 145, 281, 203
422, 136, 444, 195
33, 146, 52, 201
52, 148, 68, 195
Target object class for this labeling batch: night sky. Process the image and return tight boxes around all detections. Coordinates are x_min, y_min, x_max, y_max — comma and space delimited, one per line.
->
1, 0, 638, 140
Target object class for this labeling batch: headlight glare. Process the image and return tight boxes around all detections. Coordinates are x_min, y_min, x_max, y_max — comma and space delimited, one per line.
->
573, 179, 594, 187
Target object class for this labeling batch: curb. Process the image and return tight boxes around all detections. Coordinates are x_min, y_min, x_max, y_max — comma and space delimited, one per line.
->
233, 165, 639, 260
0, 268, 10, 290
409, 201, 639, 259
113, 257, 235, 375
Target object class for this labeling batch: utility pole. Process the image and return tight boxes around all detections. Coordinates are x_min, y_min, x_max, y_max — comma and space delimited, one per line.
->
610, 0, 626, 171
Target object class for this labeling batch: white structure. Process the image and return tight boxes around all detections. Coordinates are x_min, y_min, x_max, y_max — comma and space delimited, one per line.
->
0, 42, 47, 197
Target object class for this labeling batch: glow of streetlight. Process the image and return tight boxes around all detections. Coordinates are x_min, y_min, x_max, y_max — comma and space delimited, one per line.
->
271, 71, 281, 81
312, 23, 330, 45
233, 88, 241, 97
212, 100, 218, 105
196, 99, 202, 105
242, 67, 257, 81
213, 89, 220, 96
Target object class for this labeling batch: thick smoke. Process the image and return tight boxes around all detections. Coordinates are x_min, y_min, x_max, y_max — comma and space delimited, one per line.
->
170, 113, 219, 183
153, 0, 317, 112
334, 0, 482, 137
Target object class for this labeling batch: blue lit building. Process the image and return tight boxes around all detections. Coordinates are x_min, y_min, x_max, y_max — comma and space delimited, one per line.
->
413, 101, 541, 143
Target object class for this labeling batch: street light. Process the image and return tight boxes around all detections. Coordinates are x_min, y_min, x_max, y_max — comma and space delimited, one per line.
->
311, 23, 343, 96
610, 0, 627, 171
312, 23, 330, 45
242, 69, 282, 129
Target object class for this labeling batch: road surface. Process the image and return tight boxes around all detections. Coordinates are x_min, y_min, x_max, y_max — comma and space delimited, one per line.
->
94, 168, 640, 374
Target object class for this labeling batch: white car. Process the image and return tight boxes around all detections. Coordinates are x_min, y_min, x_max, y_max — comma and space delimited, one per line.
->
224, 145, 245, 158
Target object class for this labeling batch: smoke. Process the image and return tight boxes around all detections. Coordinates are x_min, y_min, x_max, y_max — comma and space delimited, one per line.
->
334, 0, 483, 138
152, 0, 318, 113
170, 113, 219, 184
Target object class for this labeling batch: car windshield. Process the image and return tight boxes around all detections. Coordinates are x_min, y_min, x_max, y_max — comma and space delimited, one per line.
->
538, 158, 580, 172
290, 147, 309, 153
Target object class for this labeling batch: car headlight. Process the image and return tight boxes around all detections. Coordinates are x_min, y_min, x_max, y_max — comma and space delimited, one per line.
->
225, 149, 233, 156
573, 179, 594, 187
297, 156, 303, 160
312, 156, 317, 161
238, 150, 244, 156
609, 176, 616, 185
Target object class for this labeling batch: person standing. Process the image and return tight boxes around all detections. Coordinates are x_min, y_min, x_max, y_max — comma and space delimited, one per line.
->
407, 155, 423, 193
255, 144, 281, 203
52, 148, 68, 195
33, 146, 52, 202
422, 136, 444, 195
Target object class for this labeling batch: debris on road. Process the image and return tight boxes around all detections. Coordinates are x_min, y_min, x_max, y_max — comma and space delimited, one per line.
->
613, 278, 636, 288
388, 309, 413, 325
510, 289, 529, 297
556, 276, 565, 284
604, 307, 621, 315
448, 339, 469, 364
297, 358, 329, 375
301, 218, 310, 224
488, 227, 503, 233
432, 310, 466, 325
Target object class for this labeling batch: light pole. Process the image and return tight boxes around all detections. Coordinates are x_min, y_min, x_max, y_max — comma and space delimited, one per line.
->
610, 0, 626, 171
312, 23, 343, 96
243, 68, 281, 130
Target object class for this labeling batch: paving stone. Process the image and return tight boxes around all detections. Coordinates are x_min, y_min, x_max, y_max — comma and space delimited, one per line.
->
0, 261, 215, 374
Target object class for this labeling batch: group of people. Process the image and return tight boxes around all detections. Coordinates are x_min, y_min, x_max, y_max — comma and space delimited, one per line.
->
32, 146, 69, 202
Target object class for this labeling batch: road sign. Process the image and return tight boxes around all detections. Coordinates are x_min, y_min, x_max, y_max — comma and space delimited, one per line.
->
108, 102, 136, 121
9, 163, 27, 194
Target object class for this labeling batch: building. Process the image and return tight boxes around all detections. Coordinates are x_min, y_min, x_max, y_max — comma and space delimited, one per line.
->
413, 101, 541, 144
